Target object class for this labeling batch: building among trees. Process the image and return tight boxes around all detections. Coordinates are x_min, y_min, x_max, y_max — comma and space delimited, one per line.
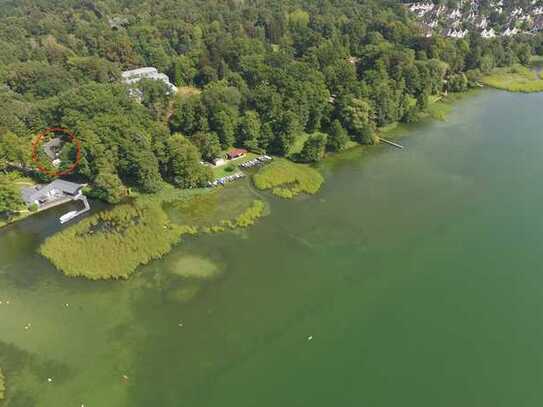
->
122, 67, 177, 95
21, 180, 85, 210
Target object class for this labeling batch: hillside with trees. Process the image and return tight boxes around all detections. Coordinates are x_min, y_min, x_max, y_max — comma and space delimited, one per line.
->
0, 0, 541, 215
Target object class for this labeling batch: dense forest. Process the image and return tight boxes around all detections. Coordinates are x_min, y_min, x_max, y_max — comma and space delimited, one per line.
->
0, 0, 541, 210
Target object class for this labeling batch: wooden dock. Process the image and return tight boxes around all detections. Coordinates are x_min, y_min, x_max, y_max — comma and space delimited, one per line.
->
59, 194, 90, 224
379, 138, 404, 149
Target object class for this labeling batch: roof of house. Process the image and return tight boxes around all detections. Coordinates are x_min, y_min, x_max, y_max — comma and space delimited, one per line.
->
121, 67, 159, 79
21, 180, 84, 205
227, 148, 247, 158
42, 137, 63, 160
121, 67, 178, 94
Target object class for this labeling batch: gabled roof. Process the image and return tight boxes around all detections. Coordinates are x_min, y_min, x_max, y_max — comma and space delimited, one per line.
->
227, 148, 247, 158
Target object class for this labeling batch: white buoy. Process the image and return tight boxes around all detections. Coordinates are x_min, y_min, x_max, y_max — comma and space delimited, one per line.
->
307, 336, 313, 341
47, 377, 53, 383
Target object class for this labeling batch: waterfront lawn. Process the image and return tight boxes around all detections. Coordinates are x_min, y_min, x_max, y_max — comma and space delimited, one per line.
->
212, 152, 258, 179
481, 65, 543, 93
253, 159, 323, 198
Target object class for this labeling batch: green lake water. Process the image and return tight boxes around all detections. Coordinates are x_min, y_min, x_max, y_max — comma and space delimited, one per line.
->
2, 89, 543, 406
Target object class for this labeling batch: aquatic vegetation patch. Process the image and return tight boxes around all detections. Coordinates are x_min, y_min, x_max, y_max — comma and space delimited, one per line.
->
40, 185, 267, 280
481, 65, 543, 93
204, 199, 266, 230
40, 201, 195, 280
230, 199, 265, 227
0, 368, 4, 400
165, 182, 264, 228
253, 159, 323, 198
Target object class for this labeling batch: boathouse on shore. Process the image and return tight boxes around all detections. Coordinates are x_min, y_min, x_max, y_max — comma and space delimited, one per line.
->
21, 180, 85, 210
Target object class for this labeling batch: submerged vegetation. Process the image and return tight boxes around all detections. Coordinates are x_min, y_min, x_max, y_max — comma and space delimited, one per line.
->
40, 184, 267, 279
253, 160, 324, 198
481, 65, 543, 92
168, 255, 222, 280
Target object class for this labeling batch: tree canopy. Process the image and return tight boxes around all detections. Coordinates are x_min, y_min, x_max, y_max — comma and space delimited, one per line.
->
0, 0, 540, 201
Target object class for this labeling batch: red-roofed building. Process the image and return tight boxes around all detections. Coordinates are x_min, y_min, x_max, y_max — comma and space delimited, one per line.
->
226, 148, 247, 160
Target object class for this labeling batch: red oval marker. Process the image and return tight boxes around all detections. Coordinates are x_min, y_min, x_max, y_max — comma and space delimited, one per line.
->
31, 127, 81, 177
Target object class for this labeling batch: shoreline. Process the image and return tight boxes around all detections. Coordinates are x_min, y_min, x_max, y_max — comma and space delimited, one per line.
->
33, 92, 468, 280
2, 84, 538, 280
4, 62, 541, 232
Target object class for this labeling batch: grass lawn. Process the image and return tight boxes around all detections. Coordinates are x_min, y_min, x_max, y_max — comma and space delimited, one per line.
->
481, 65, 543, 93
212, 152, 259, 179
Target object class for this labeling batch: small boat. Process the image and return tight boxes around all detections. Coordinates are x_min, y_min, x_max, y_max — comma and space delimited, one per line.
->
60, 210, 78, 224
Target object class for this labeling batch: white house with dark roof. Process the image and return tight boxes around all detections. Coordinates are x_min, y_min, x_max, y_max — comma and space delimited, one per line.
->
21, 180, 91, 224
21, 180, 85, 209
